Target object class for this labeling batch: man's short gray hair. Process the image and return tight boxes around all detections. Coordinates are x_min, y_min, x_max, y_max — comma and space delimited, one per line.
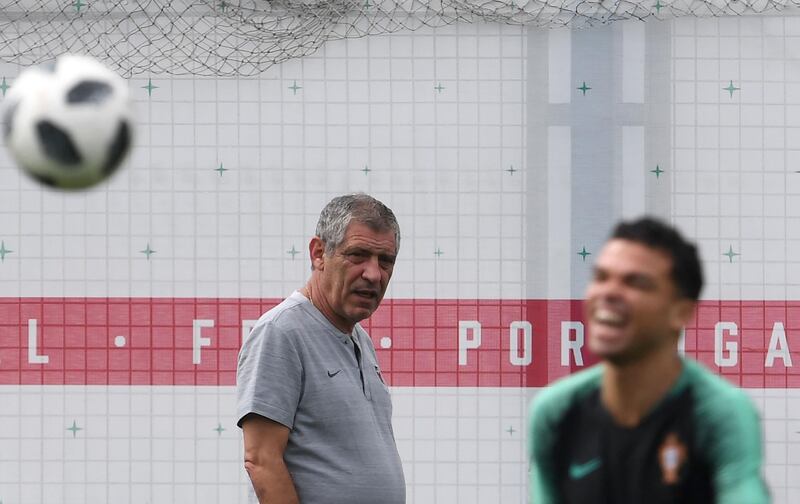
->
315, 193, 400, 255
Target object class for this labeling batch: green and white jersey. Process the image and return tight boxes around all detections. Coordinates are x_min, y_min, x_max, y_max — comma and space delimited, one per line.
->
528, 358, 769, 504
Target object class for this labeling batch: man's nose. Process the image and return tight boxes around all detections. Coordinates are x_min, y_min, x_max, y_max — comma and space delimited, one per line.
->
362, 256, 382, 282
590, 278, 621, 300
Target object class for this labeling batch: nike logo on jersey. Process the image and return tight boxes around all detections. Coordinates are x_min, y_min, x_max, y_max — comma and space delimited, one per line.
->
327, 369, 342, 377
569, 458, 602, 480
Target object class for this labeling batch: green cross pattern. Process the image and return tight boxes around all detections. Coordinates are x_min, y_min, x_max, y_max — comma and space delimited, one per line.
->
723, 80, 740, 98
578, 246, 591, 261
0, 77, 10, 97
67, 420, 82, 438
506, 165, 517, 175
0, 241, 13, 262
142, 78, 158, 96
577, 82, 591, 95
361, 165, 371, 175
434, 248, 444, 257
288, 80, 302, 95
140, 243, 156, 259
214, 423, 226, 436
73, 0, 85, 12
215, 163, 228, 176
287, 245, 299, 259
435, 82, 445, 93
651, 165, 664, 178
723, 245, 739, 263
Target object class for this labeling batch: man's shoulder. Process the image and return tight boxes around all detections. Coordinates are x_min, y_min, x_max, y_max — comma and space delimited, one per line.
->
682, 358, 763, 463
681, 360, 767, 502
256, 294, 309, 329
243, 294, 311, 350
530, 365, 603, 428
682, 358, 759, 423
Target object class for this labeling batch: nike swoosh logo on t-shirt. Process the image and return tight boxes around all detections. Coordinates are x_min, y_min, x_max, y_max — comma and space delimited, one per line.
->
327, 369, 342, 377
568, 458, 602, 480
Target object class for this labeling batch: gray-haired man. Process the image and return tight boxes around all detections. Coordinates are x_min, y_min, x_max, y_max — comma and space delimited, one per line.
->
236, 193, 406, 504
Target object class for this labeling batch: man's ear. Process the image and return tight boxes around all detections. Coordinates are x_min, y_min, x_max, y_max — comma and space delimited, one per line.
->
669, 299, 696, 332
309, 237, 326, 271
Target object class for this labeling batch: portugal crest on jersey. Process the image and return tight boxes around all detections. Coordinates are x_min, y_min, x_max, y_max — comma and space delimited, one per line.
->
658, 432, 687, 484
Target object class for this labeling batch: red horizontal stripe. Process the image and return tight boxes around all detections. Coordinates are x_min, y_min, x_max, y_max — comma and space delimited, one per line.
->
0, 298, 798, 387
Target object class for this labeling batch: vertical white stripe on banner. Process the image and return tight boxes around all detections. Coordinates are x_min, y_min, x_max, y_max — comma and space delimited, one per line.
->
622, 126, 646, 218
548, 126, 572, 298
548, 29, 572, 104
622, 21, 645, 103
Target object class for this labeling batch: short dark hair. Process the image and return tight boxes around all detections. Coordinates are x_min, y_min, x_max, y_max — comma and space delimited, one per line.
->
610, 217, 703, 300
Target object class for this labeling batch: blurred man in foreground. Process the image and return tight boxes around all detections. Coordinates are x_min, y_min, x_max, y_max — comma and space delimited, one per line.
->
529, 217, 769, 504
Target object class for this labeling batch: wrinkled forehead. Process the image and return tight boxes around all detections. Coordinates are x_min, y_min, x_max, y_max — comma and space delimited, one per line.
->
341, 221, 398, 253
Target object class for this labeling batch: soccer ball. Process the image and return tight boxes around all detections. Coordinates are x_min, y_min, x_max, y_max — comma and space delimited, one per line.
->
2, 54, 133, 190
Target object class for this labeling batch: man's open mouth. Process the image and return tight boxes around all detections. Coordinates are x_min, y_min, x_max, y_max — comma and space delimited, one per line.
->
592, 307, 626, 328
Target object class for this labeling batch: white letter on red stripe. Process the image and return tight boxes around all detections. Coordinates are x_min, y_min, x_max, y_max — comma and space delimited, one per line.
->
458, 321, 481, 366
765, 322, 793, 367
27, 319, 49, 364
715, 322, 738, 367
193, 319, 214, 364
561, 321, 584, 367
509, 321, 532, 366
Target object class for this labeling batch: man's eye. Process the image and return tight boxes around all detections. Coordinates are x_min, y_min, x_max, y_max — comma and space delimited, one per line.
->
627, 276, 654, 290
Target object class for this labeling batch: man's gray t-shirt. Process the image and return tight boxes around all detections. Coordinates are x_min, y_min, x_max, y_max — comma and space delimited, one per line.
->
236, 291, 405, 504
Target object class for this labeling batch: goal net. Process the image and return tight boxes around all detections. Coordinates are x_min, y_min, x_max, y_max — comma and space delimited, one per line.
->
0, 0, 795, 76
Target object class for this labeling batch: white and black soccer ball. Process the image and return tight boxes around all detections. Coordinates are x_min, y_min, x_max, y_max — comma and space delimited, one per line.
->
2, 54, 133, 190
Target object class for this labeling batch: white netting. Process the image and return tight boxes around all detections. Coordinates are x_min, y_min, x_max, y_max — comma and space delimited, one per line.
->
0, 0, 796, 76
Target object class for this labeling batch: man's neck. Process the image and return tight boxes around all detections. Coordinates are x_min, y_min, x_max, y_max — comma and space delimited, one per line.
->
600, 349, 683, 428
301, 282, 354, 334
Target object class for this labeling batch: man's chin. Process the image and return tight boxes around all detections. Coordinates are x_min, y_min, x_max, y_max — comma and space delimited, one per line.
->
345, 306, 377, 324
590, 341, 652, 367
588, 334, 628, 359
